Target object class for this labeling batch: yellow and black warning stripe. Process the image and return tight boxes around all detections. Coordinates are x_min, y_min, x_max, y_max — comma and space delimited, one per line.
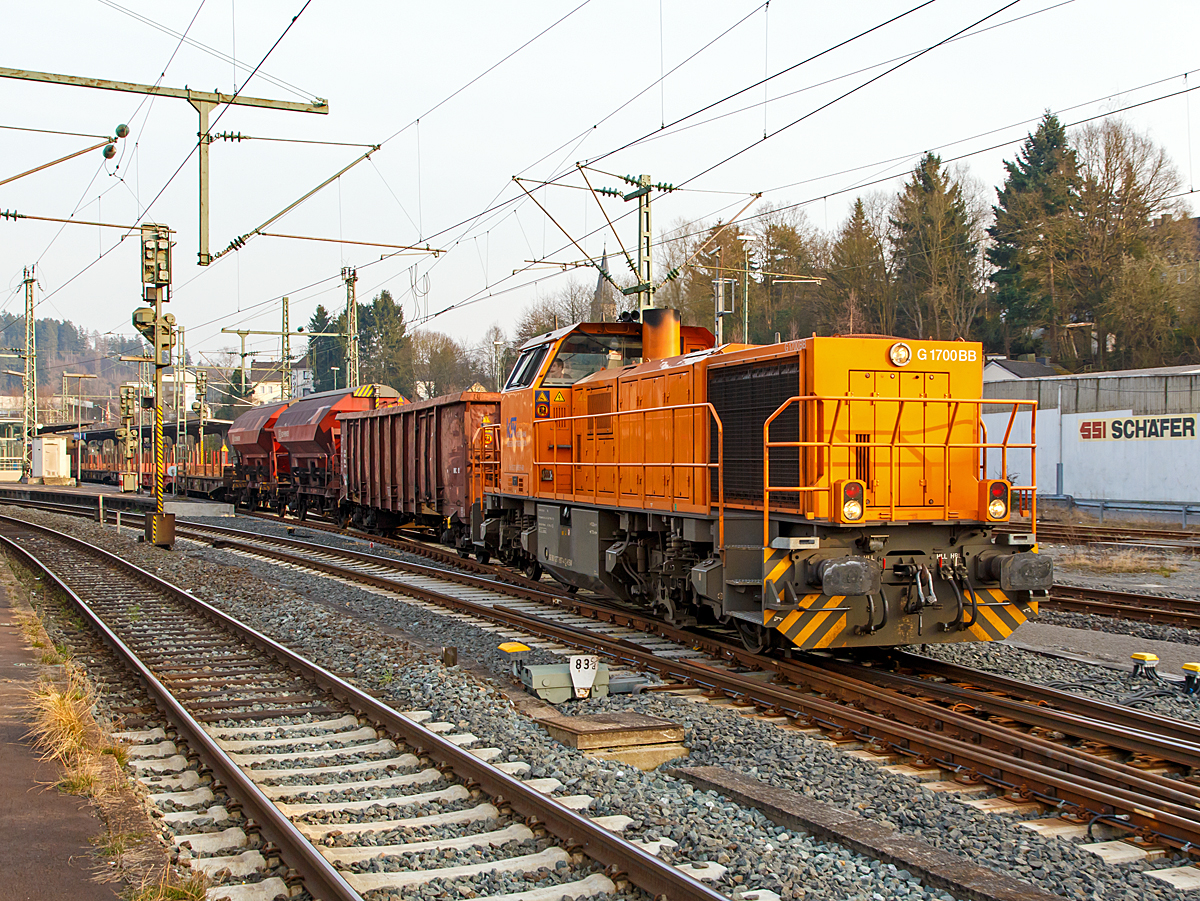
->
352, 384, 377, 397
764, 593, 850, 650
762, 547, 794, 603
962, 588, 1036, 642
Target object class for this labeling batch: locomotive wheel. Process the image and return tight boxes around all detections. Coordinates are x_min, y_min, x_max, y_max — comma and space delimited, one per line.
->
475, 550, 490, 565
457, 547, 471, 559
523, 561, 543, 581
736, 620, 773, 654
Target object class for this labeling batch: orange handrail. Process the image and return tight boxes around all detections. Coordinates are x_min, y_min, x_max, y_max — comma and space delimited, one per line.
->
762, 395, 1038, 547
471, 403, 726, 552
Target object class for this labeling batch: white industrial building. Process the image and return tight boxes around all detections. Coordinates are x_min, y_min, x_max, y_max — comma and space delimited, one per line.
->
982, 363, 1200, 509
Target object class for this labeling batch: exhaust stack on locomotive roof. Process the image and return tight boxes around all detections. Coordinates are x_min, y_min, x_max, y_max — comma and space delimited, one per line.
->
641, 307, 681, 361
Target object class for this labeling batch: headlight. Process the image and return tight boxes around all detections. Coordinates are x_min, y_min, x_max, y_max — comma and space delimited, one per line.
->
988, 498, 1007, 519
888, 342, 912, 366
843, 499, 863, 521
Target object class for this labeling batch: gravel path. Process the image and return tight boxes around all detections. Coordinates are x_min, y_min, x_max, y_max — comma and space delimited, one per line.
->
10, 506, 1200, 901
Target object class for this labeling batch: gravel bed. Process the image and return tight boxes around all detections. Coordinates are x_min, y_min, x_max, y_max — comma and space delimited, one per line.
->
363, 868, 614, 901
13, 506, 1200, 900
181, 515, 476, 576
298, 794, 483, 829
1037, 607, 1200, 647
921, 639, 1200, 723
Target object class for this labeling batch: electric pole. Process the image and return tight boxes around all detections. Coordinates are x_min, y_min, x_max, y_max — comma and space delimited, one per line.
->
280, 296, 292, 400
130, 222, 176, 546
175, 325, 186, 494
222, 296, 347, 403
21, 267, 36, 476
0, 66, 328, 265
342, 267, 359, 388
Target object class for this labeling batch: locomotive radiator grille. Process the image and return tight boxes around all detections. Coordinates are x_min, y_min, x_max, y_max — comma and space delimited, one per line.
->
709, 359, 801, 508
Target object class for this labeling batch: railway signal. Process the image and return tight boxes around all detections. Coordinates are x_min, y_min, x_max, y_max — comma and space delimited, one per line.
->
129, 222, 176, 546
117, 385, 137, 492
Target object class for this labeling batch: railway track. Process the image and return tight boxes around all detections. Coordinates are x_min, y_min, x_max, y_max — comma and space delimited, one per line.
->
1015, 521, 1200, 553
11, 497, 1200, 859
1046, 584, 1200, 628
149, 517, 1200, 858
0, 513, 724, 901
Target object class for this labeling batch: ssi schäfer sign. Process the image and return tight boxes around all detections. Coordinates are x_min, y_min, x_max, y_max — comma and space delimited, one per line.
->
1079, 414, 1197, 441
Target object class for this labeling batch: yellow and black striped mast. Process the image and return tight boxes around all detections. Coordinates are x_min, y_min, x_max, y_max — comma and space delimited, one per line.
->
130, 223, 175, 546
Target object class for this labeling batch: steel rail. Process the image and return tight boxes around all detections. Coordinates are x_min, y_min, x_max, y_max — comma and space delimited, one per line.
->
197, 530, 1200, 851
1046, 584, 1200, 628
0, 524, 363, 901
11, 498, 1200, 849
186, 523, 1200, 763
0, 514, 725, 901
189, 527, 1200, 771
810, 656, 1200, 769
889, 651, 1200, 745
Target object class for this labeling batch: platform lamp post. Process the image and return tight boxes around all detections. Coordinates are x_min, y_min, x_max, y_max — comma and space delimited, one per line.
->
329, 366, 340, 391
64, 372, 96, 483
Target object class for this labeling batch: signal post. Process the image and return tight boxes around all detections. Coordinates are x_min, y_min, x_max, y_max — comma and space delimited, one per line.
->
129, 223, 176, 547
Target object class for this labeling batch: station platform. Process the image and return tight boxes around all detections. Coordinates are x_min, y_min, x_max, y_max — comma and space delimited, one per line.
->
0, 578, 122, 899
0, 482, 234, 517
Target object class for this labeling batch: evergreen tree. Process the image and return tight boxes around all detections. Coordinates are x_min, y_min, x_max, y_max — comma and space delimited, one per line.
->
306, 305, 337, 393
986, 112, 1079, 355
362, 289, 413, 396
890, 153, 981, 340
827, 198, 892, 335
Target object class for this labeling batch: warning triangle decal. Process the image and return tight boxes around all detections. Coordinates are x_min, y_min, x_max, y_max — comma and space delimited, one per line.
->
552, 391, 566, 403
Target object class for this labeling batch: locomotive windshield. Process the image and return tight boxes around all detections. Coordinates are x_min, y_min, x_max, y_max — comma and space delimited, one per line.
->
541, 333, 642, 387
504, 344, 550, 390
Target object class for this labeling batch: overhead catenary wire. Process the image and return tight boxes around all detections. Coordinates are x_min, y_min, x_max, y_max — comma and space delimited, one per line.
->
97, 0, 319, 103
586, 0, 944, 168
678, 0, 1024, 189
0, 0, 315, 343
165, 0, 788, 350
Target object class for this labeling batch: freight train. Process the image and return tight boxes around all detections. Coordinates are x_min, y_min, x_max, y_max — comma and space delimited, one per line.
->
228, 309, 1052, 653
226, 384, 402, 516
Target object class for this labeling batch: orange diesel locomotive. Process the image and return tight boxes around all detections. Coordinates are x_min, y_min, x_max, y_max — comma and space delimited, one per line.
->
467, 309, 1050, 653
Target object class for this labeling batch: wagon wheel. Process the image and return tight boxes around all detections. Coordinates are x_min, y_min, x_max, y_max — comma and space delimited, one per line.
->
736, 620, 772, 655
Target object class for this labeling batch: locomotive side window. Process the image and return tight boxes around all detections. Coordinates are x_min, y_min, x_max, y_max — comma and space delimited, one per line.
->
504, 344, 550, 390
541, 333, 642, 387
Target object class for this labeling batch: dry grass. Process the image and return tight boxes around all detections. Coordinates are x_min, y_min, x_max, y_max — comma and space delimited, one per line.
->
29, 668, 96, 764
26, 667, 109, 794
1057, 548, 1180, 576
125, 869, 209, 901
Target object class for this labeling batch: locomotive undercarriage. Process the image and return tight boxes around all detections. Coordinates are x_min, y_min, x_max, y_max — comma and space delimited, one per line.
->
475, 494, 1050, 652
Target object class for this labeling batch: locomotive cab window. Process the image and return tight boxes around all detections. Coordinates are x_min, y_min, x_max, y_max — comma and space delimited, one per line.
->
540, 333, 642, 387
504, 344, 550, 390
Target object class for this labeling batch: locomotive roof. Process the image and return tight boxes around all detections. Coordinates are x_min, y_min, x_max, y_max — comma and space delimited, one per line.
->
517, 320, 641, 351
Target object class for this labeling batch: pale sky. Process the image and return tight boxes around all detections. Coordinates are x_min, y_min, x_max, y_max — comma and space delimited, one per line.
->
1, 0, 1197, 372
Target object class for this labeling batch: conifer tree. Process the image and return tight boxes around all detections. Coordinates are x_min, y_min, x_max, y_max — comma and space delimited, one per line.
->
986, 112, 1078, 355
828, 198, 892, 335
890, 153, 981, 340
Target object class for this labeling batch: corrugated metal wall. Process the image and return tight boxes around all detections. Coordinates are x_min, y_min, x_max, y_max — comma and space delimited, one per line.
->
985, 372, 1200, 415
